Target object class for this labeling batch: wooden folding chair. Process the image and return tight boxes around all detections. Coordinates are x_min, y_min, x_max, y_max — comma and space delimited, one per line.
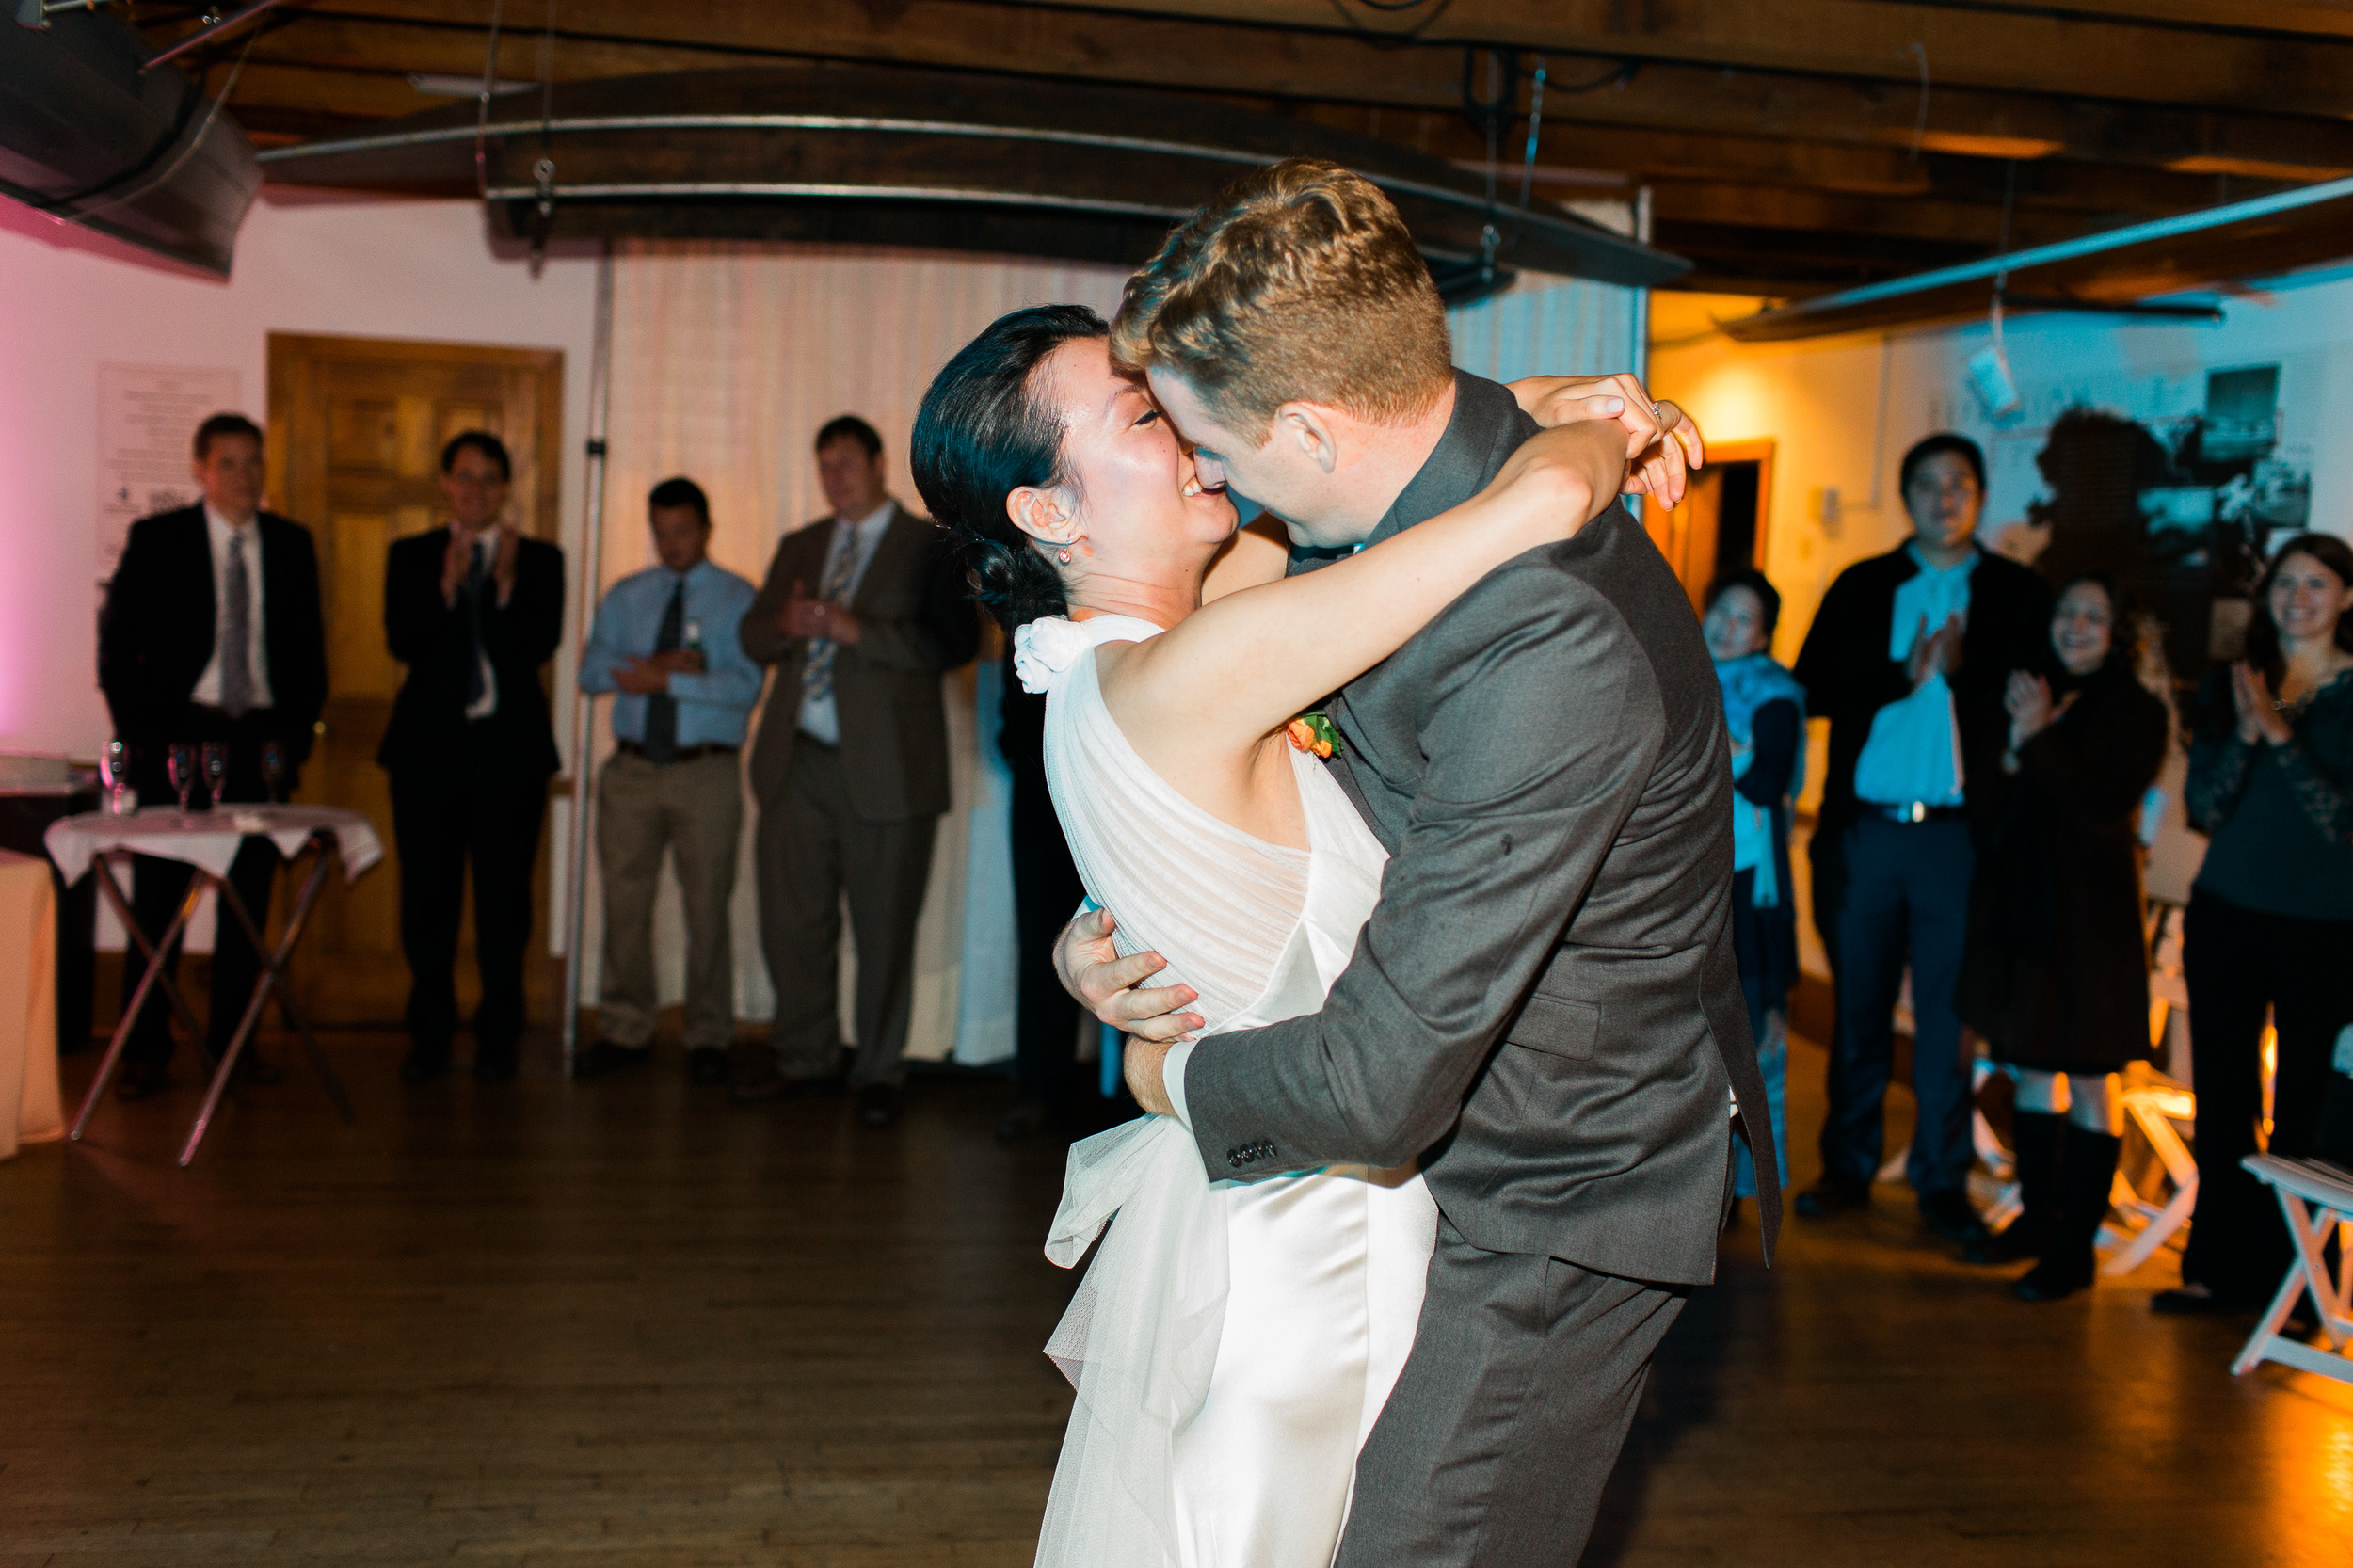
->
2231, 1155, 2353, 1386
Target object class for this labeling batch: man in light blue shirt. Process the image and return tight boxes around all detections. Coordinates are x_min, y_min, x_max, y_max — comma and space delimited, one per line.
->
1793, 434, 2057, 1243
576, 477, 762, 1083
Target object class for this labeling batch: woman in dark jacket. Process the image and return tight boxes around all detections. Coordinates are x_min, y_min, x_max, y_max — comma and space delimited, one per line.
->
1961, 571, 2169, 1300
2158, 532, 2353, 1315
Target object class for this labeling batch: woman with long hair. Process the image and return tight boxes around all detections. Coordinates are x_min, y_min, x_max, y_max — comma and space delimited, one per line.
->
1958, 572, 2169, 1300
2160, 532, 2353, 1315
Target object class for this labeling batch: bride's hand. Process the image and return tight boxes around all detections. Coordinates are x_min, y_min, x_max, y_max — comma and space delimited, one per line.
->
1508, 373, 1704, 506
1487, 420, 1625, 541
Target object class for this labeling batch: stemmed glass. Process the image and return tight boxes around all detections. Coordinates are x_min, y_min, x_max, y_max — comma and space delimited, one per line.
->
166, 742, 197, 818
100, 738, 129, 814
261, 740, 288, 806
200, 741, 230, 812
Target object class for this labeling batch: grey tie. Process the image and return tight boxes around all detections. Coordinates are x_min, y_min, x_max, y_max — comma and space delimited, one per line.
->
799, 520, 861, 709
220, 530, 254, 719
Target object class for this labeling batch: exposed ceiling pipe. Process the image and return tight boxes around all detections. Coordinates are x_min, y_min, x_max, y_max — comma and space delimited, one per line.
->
141, 0, 289, 71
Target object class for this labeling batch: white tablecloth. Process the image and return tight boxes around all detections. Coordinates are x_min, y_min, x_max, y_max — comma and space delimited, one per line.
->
0, 848, 62, 1160
43, 806, 384, 887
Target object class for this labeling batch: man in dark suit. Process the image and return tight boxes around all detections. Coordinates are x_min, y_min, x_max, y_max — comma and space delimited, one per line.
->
1065, 160, 1765, 1566
735, 416, 979, 1128
1790, 433, 2056, 1239
379, 431, 565, 1085
98, 413, 328, 1099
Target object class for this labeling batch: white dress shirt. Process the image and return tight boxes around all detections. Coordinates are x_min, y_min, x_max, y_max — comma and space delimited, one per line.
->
795, 500, 898, 745
192, 503, 272, 709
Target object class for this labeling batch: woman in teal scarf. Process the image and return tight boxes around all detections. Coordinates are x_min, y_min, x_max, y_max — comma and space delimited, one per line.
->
1705, 570, 1806, 1214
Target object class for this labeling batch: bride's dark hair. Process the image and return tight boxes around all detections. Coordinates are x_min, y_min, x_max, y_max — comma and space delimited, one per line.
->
912, 303, 1108, 631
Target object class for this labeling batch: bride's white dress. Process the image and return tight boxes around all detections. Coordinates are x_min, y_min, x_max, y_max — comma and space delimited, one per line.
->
1017, 613, 1438, 1568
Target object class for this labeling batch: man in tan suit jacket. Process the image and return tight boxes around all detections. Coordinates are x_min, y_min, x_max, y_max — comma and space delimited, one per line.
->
737, 416, 980, 1125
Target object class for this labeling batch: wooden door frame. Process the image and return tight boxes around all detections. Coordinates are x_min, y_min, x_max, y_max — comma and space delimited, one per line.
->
1703, 438, 1777, 574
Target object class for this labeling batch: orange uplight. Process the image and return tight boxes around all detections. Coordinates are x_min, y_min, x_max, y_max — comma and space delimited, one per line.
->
2260, 1019, 2279, 1149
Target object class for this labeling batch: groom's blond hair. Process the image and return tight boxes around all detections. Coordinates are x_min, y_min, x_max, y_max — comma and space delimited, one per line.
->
1111, 159, 1453, 438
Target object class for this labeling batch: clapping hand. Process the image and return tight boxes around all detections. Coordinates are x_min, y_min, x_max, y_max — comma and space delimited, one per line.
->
2231, 660, 2294, 745
1907, 614, 1964, 689
613, 648, 704, 695
2005, 670, 2054, 746
779, 579, 861, 646
1509, 373, 1705, 507
440, 522, 522, 606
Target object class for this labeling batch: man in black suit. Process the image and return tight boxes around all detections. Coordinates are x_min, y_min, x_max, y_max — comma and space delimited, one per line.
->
379, 431, 565, 1085
97, 412, 327, 1099
1791, 432, 2056, 1240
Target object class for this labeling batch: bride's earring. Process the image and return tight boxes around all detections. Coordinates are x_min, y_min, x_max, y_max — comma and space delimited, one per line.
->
1057, 536, 1080, 565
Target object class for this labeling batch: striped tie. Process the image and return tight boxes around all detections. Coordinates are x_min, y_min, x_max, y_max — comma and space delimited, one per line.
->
799, 519, 860, 708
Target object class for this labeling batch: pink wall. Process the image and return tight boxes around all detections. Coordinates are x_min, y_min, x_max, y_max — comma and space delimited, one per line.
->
0, 194, 601, 759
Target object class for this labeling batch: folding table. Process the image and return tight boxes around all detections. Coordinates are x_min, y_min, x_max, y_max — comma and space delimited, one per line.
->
44, 806, 381, 1166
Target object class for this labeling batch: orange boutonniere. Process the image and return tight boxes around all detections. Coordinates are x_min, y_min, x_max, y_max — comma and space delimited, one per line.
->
1285, 711, 1342, 759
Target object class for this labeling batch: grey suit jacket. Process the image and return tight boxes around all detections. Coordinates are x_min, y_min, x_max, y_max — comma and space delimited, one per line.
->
741, 502, 980, 821
1179, 373, 1781, 1287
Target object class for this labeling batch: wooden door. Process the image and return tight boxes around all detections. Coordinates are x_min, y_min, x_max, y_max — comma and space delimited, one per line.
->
1646, 439, 1775, 614
267, 334, 565, 1027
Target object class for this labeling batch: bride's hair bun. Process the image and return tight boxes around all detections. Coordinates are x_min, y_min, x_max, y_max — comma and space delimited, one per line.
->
913, 304, 1108, 632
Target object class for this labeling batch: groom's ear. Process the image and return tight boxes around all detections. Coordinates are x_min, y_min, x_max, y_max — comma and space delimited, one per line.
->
1005, 484, 1077, 546
1275, 403, 1340, 475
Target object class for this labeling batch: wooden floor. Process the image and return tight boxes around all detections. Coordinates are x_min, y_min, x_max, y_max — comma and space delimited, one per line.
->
2, 1029, 2348, 1567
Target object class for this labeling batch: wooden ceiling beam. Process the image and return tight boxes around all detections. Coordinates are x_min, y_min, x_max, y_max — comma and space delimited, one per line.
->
996, 0, 2353, 116
1948, 1, 2353, 41
185, 0, 2353, 183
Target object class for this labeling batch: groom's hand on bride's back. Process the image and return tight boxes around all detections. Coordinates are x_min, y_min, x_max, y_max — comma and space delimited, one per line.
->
1508, 372, 1705, 506
1054, 907, 1205, 1047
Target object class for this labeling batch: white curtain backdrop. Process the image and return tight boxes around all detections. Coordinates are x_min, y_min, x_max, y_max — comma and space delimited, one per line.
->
576, 242, 1633, 1065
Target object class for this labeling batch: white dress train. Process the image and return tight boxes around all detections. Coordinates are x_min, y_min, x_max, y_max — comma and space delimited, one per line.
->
1018, 613, 1438, 1568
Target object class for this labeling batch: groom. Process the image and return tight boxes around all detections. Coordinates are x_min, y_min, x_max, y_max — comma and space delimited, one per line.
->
1062, 159, 1779, 1564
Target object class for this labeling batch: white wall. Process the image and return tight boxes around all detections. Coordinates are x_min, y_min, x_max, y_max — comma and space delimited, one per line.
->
1652, 269, 2353, 672
0, 194, 601, 760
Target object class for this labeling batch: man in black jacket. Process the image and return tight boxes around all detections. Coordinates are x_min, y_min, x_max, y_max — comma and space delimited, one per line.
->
1792, 432, 2056, 1240
97, 413, 327, 1099
379, 431, 565, 1085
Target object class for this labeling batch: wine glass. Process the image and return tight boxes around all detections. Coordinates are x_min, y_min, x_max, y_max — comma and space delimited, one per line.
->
200, 741, 230, 812
261, 740, 288, 806
101, 738, 129, 814
166, 742, 197, 817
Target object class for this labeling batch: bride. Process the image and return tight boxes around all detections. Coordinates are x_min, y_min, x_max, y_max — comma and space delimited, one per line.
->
911, 304, 1686, 1568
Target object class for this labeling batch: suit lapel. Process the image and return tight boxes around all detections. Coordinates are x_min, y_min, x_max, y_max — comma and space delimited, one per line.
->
851, 504, 914, 616
178, 508, 218, 669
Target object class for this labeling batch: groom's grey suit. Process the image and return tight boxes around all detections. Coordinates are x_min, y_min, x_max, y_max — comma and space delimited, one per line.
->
1175, 372, 1780, 1565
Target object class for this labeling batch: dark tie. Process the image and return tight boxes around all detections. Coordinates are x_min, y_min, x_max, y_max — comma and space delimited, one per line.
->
219, 531, 254, 719
643, 578, 685, 763
462, 543, 489, 709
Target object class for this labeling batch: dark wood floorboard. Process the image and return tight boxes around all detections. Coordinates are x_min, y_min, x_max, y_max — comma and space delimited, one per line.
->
2, 1028, 2346, 1566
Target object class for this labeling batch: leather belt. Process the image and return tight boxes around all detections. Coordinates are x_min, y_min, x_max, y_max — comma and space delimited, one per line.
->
1865, 801, 1967, 824
616, 741, 738, 764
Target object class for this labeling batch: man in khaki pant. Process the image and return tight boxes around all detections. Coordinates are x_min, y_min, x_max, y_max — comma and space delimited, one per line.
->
577, 478, 763, 1083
